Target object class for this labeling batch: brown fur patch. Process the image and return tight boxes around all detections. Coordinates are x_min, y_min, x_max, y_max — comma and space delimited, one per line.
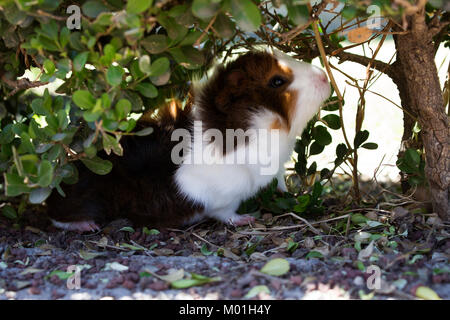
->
280, 90, 298, 130
270, 117, 288, 132
197, 51, 298, 151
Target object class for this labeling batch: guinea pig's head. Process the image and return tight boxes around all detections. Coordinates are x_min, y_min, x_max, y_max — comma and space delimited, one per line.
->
196, 49, 331, 136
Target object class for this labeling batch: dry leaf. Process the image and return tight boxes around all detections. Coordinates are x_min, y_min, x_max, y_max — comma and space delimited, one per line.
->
347, 27, 373, 43
157, 268, 185, 282
358, 240, 375, 261
304, 237, 315, 249
153, 248, 174, 256
249, 252, 267, 261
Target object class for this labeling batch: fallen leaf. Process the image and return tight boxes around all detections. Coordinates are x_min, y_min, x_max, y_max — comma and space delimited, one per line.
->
78, 250, 107, 260
249, 252, 267, 261
222, 248, 240, 260
24, 226, 41, 234
415, 286, 442, 300
103, 262, 129, 272
20, 268, 44, 275
153, 248, 174, 256
245, 285, 270, 298
260, 258, 290, 276
171, 273, 221, 289
158, 269, 185, 282
358, 241, 375, 261
354, 231, 372, 243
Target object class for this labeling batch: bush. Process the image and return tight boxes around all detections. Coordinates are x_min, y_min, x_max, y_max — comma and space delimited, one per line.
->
1, 0, 447, 219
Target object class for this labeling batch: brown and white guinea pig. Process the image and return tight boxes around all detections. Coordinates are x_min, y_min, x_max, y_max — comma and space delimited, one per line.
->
46, 49, 331, 232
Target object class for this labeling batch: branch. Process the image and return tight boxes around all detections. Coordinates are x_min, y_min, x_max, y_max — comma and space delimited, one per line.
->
279, 0, 330, 44
333, 50, 393, 75
1, 75, 48, 97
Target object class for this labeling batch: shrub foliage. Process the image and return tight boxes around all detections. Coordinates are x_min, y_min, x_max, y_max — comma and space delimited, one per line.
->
0, 0, 447, 217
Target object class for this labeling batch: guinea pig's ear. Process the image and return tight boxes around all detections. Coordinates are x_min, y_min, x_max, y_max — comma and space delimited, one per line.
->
215, 69, 246, 111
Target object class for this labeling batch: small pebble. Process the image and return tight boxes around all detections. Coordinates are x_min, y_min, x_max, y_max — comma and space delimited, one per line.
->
147, 281, 169, 291
28, 287, 41, 295
122, 280, 135, 290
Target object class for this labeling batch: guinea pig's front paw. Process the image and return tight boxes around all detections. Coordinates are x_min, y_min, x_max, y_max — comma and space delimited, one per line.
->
51, 219, 100, 232
228, 214, 255, 227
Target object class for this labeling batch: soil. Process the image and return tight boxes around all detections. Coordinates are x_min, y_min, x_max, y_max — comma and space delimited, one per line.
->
0, 189, 449, 300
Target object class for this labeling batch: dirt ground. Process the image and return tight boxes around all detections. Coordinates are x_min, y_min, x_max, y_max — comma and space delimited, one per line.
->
1, 180, 449, 301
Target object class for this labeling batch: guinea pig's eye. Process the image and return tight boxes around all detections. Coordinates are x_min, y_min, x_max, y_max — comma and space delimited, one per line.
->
268, 76, 286, 88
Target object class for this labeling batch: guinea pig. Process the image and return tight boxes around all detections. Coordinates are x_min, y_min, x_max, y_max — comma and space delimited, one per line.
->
46, 49, 331, 232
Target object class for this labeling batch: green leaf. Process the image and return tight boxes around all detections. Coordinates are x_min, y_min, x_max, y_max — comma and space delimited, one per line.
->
143, 227, 160, 235
320, 168, 331, 179
230, 0, 262, 32
351, 213, 368, 224
82, 1, 109, 18
0, 124, 15, 144
2, 205, 18, 220
127, 0, 153, 14
4, 173, 30, 197
309, 141, 324, 155
73, 52, 89, 72
136, 82, 158, 98
428, 0, 443, 8
322, 114, 341, 130
119, 226, 135, 233
287, 240, 299, 253
245, 285, 270, 298
106, 65, 124, 86
43, 59, 55, 75
171, 274, 221, 289
404, 148, 421, 166
286, 4, 309, 25
192, 0, 220, 20
361, 142, 378, 150
260, 258, 290, 276
397, 148, 422, 174
59, 27, 70, 49
312, 125, 332, 146
38, 160, 53, 187
354, 130, 369, 148
102, 133, 123, 156
213, 12, 236, 39
168, 46, 204, 70
139, 55, 151, 74
201, 244, 213, 256
48, 270, 73, 280
311, 181, 323, 202
115, 99, 132, 119
29, 187, 52, 204
135, 127, 154, 136
306, 251, 324, 259
322, 96, 341, 111
342, 5, 357, 20
73, 90, 96, 110
336, 143, 348, 160
141, 35, 168, 54
149, 57, 170, 77
81, 157, 113, 175
294, 194, 310, 213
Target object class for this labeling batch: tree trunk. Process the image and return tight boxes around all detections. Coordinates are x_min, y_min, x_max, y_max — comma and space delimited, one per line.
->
390, 16, 449, 221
